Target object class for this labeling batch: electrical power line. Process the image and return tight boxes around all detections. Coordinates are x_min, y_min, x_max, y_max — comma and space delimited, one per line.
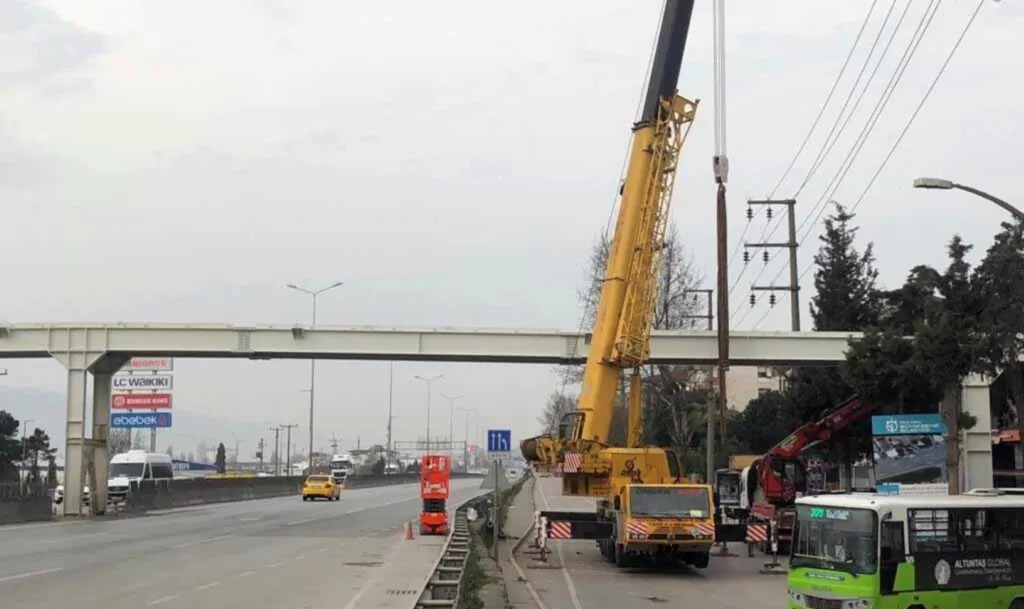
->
735, 0, 943, 325
748, 0, 986, 331
726, 0, 883, 298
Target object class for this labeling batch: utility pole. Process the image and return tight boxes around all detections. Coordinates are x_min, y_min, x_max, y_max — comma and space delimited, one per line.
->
281, 424, 298, 475
710, 0, 728, 485
270, 426, 281, 476
257, 438, 265, 473
744, 199, 800, 331
683, 288, 714, 330
329, 434, 340, 455
233, 436, 240, 472
386, 361, 395, 474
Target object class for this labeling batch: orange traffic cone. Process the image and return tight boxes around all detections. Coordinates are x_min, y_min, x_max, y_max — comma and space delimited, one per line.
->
405, 521, 415, 540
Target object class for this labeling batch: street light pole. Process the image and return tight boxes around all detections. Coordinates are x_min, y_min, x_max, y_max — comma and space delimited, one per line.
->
286, 281, 343, 476
414, 375, 443, 455
457, 406, 475, 471
913, 177, 1024, 222
442, 395, 462, 460
20, 418, 33, 491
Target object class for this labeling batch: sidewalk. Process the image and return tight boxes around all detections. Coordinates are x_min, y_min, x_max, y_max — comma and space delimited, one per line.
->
499, 475, 542, 608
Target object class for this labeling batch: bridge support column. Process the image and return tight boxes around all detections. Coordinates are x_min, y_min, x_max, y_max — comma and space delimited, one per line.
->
49, 327, 126, 516
90, 371, 113, 514
961, 376, 993, 492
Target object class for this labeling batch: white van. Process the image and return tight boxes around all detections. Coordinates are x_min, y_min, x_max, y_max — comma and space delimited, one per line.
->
54, 450, 174, 505
107, 450, 174, 501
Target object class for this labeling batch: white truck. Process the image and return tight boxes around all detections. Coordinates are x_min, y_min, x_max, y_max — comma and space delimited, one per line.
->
329, 453, 353, 485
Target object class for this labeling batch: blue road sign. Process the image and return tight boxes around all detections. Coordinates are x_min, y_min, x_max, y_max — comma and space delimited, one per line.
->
871, 414, 946, 437
487, 429, 512, 453
111, 412, 173, 429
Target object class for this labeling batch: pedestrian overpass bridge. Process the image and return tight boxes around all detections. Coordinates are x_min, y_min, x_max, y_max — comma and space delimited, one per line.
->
0, 322, 858, 366
0, 323, 994, 516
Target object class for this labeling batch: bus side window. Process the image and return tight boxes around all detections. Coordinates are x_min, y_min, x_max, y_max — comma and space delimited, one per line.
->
880, 521, 905, 595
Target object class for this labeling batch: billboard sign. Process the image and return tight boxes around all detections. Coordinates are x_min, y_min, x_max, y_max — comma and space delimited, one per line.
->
872, 414, 946, 436
111, 374, 173, 391
871, 414, 948, 493
111, 393, 172, 410
124, 357, 174, 372
110, 412, 172, 429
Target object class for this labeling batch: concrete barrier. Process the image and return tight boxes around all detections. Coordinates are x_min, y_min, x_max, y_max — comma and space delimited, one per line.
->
0, 483, 54, 525
124, 476, 303, 513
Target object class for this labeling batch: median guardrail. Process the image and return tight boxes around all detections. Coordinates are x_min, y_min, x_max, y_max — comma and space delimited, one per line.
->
415, 493, 491, 608
124, 476, 304, 512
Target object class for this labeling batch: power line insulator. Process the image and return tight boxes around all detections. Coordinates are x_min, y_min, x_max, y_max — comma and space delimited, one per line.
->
769, 294, 777, 307
762, 250, 769, 264
746, 206, 753, 220
766, 206, 773, 220
749, 293, 756, 307
743, 250, 750, 264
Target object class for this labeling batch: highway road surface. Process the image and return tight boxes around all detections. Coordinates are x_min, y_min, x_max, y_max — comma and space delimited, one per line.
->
0, 479, 485, 609
517, 476, 788, 609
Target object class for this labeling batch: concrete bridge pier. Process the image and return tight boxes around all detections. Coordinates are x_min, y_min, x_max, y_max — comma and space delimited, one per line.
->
49, 329, 127, 517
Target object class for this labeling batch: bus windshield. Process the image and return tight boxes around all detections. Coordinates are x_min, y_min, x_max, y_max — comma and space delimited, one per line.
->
792, 505, 877, 576
630, 486, 711, 519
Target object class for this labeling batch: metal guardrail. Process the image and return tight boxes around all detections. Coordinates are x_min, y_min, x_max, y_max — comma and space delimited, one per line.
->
415, 496, 482, 609
418, 510, 471, 608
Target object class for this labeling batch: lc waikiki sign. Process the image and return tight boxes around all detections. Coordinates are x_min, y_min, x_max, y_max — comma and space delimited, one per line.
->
111, 374, 174, 391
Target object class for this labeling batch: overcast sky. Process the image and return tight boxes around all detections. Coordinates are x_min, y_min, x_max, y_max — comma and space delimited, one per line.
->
0, 0, 1019, 458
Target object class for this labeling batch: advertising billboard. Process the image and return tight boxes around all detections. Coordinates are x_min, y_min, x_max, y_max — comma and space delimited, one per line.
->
111, 374, 173, 391
871, 414, 947, 494
111, 412, 173, 429
111, 393, 173, 410
124, 357, 174, 372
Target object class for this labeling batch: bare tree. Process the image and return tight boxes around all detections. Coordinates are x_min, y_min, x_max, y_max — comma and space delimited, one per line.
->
554, 224, 710, 454
108, 429, 132, 454
538, 392, 577, 434
131, 431, 147, 450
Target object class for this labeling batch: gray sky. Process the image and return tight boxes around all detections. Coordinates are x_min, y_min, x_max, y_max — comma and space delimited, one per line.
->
0, 0, 1019, 457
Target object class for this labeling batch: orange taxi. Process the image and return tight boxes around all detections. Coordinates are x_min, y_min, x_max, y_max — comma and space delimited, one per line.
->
301, 474, 340, 501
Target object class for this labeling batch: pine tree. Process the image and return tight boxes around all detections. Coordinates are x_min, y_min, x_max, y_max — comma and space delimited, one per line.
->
809, 202, 881, 331
215, 443, 227, 474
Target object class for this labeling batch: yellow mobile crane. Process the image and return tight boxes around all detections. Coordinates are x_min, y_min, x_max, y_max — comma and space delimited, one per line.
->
520, 0, 732, 568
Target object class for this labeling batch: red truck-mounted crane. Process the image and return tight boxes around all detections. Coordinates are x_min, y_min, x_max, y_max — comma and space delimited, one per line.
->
419, 454, 452, 535
738, 395, 879, 553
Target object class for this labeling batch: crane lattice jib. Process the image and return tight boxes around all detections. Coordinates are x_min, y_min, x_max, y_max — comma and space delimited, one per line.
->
612, 95, 698, 367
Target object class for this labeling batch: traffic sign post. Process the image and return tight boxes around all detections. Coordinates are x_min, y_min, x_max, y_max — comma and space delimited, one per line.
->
486, 429, 511, 561
487, 429, 511, 453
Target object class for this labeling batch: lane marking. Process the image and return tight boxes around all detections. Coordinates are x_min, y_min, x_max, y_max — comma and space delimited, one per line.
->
538, 482, 584, 609
294, 554, 305, 561
172, 534, 234, 549
238, 571, 255, 578
195, 581, 220, 591
286, 518, 315, 526
39, 532, 108, 545
147, 595, 177, 606
0, 568, 64, 583
266, 561, 283, 568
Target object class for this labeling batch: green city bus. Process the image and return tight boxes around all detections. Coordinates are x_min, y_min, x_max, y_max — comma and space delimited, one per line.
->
788, 493, 1024, 609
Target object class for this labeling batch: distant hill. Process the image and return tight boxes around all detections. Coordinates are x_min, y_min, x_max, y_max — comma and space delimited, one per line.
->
0, 387, 278, 459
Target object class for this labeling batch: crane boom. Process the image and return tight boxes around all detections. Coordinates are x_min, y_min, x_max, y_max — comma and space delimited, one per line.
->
522, 0, 698, 485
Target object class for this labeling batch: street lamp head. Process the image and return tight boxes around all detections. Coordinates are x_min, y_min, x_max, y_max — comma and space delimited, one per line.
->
913, 177, 955, 190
